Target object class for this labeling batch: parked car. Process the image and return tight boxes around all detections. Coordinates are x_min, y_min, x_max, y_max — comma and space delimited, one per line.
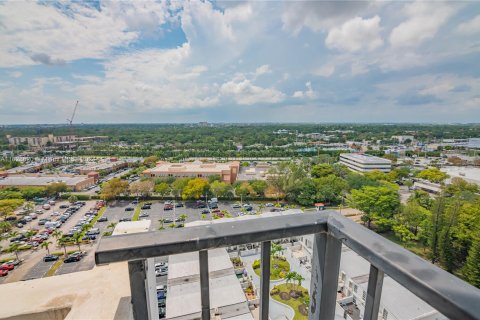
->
142, 205, 151, 210
59, 204, 69, 209
163, 205, 173, 211
0, 270, 8, 277
201, 209, 210, 214
163, 219, 173, 224
7, 259, 21, 266
125, 207, 134, 211
43, 255, 59, 262
82, 234, 96, 241
5, 216, 17, 222
119, 217, 131, 222
139, 212, 149, 218
175, 203, 184, 208
0, 263, 14, 271
64, 256, 80, 263
265, 203, 274, 207
98, 216, 108, 222
231, 204, 241, 208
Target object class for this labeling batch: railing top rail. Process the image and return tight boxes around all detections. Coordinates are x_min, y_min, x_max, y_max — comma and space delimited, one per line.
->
95, 212, 329, 264
95, 211, 480, 320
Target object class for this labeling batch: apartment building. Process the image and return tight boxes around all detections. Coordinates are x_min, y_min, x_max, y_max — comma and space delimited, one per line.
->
339, 153, 392, 173
6, 134, 75, 147
143, 160, 240, 184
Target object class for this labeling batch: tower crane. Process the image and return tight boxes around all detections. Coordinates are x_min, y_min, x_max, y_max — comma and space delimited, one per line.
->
66, 100, 79, 148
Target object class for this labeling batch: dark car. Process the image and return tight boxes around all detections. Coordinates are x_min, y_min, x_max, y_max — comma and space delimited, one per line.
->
175, 203, 184, 208
201, 209, 210, 214
209, 203, 218, 209
196, 204, 206, 209
82, 234, 96, 241
163, 219, 173, 224
119, 217, 132, 222
5, 216, 17, 222
125, 207, 134, 211
43, 255, 59, 262
64, 256, 80, 263
98, 216, 108, 222
163, 205, 173, 211
141, 205, 151, 210
59, 204, 69, 209
145, 202, 153, 206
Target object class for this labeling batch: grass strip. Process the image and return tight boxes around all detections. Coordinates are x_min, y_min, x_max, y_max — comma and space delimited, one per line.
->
132, 201, 144, 221
45, 259, 63, 277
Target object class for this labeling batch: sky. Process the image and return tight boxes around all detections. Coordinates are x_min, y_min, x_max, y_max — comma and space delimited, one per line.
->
0, 0, 479, 124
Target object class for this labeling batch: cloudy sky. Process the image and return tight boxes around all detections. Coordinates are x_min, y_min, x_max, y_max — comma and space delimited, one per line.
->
0, 1, 479, 124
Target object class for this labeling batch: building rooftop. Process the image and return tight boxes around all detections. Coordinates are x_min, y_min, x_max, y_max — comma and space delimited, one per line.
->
442, 166, 480, 185
0, 174, 92, 187
340, 153, 392, 164
145, 161, 239, 175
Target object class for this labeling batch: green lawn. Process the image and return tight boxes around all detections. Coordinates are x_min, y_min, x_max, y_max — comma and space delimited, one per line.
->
252, 257, 290, 280
271, 283, 309, 320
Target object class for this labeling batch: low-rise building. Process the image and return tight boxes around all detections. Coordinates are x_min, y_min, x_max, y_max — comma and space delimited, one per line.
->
75, 158, 128, 175
0, 173, 95, 191
339, 153, 392, 173
143, 160, 240, 184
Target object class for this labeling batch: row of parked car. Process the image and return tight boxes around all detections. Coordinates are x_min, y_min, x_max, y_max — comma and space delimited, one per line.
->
0, 259, 21, 277
156, 261, 168, 318
43, 251, 86, 263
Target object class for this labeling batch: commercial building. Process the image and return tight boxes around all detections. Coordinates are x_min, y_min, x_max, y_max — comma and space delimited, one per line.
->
0, 173, 95, 191
5, 134, 109, 147
339, 153, 392, 173
391, 135, 414, 143
75, 158, 128, 175
143, 160, 240, 184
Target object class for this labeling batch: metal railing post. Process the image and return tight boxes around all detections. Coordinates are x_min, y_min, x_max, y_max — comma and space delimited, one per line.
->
260, 241, 271, 320
128, 259, 149, 320
199, 250, 211, 320
364, 264, 384, 320
309, 233, 342, 320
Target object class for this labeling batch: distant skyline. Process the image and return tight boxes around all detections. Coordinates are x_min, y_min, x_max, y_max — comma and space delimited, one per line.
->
1, 1, 479, 124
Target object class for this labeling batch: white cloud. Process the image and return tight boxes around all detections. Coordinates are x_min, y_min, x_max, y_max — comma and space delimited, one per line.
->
326, 16, 383, 52
389, 2, 455, 48
293, 81, 316, 99
456, 15, 480, 35
281, 1, 370, 34
0, 1, 172, 68
255, 65, 272, 76
315, 65, 335, 77
221, 74, 285, 105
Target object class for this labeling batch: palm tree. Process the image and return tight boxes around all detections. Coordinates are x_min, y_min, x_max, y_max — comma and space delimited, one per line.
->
52, 230, 63, 240
107, 222, 117, 231
258, 204, 265, 215
40, 241, 52, 255
179, 214, 187, 222
158, 218, 165, 230
271, 243, 284, 258
57, 237, 68, 257
72, 233, 82, 251
294, 273, 305, 291
285, 271, 296, 288
8, 243, 20, 260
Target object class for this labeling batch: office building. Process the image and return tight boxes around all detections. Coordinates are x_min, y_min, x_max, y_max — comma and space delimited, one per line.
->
339, 153, 392, 173
143, 160, 240, 184
0, 173, 95, 191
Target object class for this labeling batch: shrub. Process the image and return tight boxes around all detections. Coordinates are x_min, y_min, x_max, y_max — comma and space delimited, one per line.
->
252, 260, 261, 269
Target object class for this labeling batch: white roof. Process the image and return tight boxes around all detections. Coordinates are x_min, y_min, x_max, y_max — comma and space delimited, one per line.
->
340, 153, 392, 164
0, 174, 91, 187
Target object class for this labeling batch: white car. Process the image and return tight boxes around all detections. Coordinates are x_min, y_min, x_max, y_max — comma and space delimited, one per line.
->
24, 216, 32, 222
265, 203, 274, 207
51, 211, 60, 216
155, 269, 168, 277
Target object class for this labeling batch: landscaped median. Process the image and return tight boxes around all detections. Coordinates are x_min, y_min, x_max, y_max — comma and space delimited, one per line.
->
132, 201, 144, 221
252, 256, 290, 280
271, 283, 309, 320
45, 259, 63, 277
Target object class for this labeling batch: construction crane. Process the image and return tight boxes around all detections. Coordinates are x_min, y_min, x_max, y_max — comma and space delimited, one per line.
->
67, 100, 79, 125
66, 100, 79, 149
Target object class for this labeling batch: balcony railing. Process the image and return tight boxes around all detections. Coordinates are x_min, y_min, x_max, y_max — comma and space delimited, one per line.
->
95, 211, 480, 320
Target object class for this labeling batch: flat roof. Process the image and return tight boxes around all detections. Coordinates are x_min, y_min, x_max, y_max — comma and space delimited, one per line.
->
167, 248, 233, 280
0, 174, 91, 187
340, 153, 392, 164
145, 161, 238, 174
442, 166, 480, 184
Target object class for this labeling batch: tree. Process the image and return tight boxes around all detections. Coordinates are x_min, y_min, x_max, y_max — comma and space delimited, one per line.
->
182, 178, 209, 200
158, 218, 165, 230
285, 271, 296, 287
23, 201, 35, 213
463, 237, 480, 288
0, 221, 12, 233
72, 232, 83, 251
57, 237, 68, 256
417, 168, 448, 183
129, 180, 154, 199
235, 182, 255, 202
178, 214, 187, 222
208, 175, 221, 183
143, 156, 159, 167
346, 173, 379, 191
396, 200, 430, 237
294, 273, 305, 291
311, 164, 334, 178
271, 242, 284, 258
314, 175, 348, 204
348, 185, 400, 229
8, 243, 20, 260
52, 230, 63, 241
250, 180, 267, 197
41, 240, 52, 254
171, 178, 190, 199
0, 199, 24, 218
100, 178, 129, 202
107, 222, 117, 231
45, 182, 68, 196
68, 195, 78, 204
210, 180, 230, 198
154, 182, 171, 198
429, 195, 446, 264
